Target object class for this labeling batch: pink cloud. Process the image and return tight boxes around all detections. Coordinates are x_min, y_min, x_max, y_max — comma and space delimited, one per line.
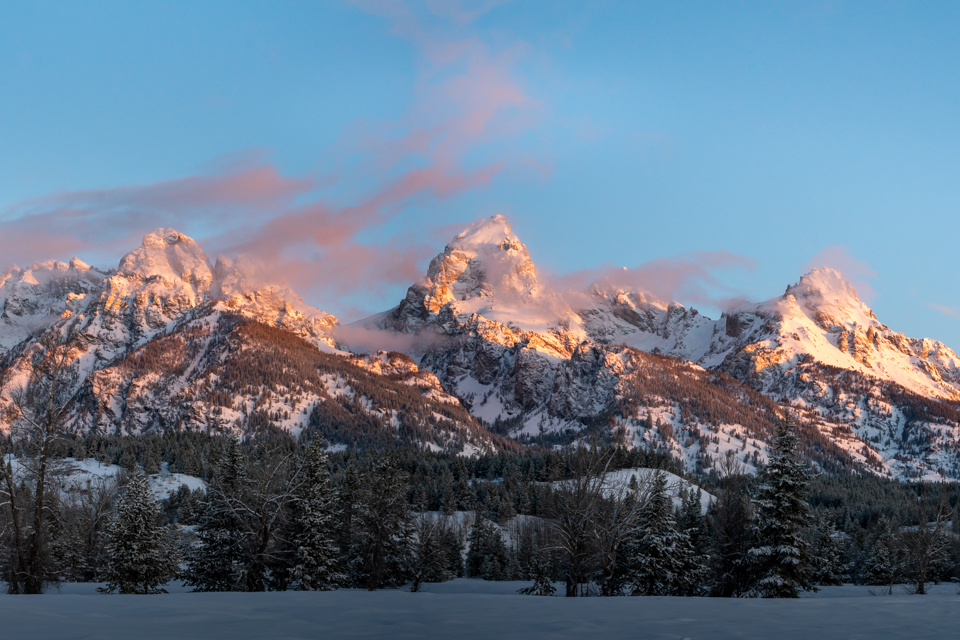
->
929, 304, 960, 319
1, 1, 540, 323
803, 246, 877, 302
546, 251, 757, 310
0, 163, 313, 268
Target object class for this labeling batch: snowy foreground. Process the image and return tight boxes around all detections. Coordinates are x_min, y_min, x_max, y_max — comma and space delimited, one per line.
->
2, 580, 959, 639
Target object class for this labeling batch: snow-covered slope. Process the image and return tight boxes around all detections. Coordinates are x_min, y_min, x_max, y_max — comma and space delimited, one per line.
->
0, 258, 110, 351
0, 229, 339, 366
5, 217, 960, 480
0, 229, 507, 453
587, 268, 960, 479
354, 217, 960, 480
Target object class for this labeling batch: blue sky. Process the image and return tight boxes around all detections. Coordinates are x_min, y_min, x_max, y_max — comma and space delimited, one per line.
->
1, 1, 959, 345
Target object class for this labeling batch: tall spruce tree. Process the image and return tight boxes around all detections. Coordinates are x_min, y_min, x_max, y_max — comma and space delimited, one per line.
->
706, 454, 756, 597
183, 437, 248, 592
863, 516, 900, 594
748, 417, 814, 598
99, 473, 179, 594
624, 471, 689, 596
809, 514, 847, 586
349, 456, 414, 590
290, 443, 344, 591
676, 486, 709, 596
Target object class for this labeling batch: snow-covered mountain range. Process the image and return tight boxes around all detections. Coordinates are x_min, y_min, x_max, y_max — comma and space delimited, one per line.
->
3, 218, 959, 479
365, 216, 960, 480
0, 229, 500, 454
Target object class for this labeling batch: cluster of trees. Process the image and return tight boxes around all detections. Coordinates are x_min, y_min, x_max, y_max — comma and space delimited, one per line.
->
0, 405, 890, 598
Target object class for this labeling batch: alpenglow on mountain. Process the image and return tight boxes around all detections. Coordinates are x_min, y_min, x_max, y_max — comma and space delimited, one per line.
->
2, 219, 959, 480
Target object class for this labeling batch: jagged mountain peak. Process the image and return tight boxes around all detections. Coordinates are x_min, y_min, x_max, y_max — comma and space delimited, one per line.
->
439, 214, 539, 301
384, 215, 550, 333
785, 267, 862, 308
775, 267, 880, 331
117, 228, 213, 293
448, 214, 522, 253
2, 257, 103, 287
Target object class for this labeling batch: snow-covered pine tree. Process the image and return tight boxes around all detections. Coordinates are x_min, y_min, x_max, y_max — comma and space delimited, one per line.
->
465, 515, 493, 578
466, 515, 511, 580
748, 416, 815, 598
624, 471, 688, 596
183, 437, 248, 592
676, 486, 709, 596
349, 456, 414, 590
518, 549, 555, 596
99, 473, 179, 594
290, 442, 344, 591
410, 512, 454, 591
863, 515, 900, 594
809, 514, 847, 586
705, 454, 756, 597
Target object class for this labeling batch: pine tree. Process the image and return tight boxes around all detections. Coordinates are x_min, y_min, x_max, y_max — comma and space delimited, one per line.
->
466, 515, 511, 580
466, 515, 493, 578
290, 443, 344, 591
99, 473, 179, 594
518, 549, 555, 596
863, 516, 900, 594
183, 437, 247, 592
809, 515, 847, 586
706, 459, 756, 597
676, 486, 709, 596
748, 417, 815, 598
624, 471, 688, 596
410, 513, 453, 591
349, 456, 414, 590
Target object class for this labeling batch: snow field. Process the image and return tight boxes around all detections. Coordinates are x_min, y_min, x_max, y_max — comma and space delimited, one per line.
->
1, 581, 959, 639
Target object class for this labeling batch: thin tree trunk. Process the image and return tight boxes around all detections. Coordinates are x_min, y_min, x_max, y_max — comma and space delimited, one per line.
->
25, 434, 51, 594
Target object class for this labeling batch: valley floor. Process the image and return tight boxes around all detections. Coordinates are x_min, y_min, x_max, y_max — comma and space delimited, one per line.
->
1, 580, 958, 639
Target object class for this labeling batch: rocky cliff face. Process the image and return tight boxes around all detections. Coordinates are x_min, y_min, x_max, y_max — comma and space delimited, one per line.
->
71, 316, 502, 453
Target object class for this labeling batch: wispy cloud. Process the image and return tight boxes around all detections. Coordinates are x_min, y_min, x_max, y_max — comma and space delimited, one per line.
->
545, 251, 757, 310
929, 304, 960, 319
803, 245, 877, 302
0, 1, 538, 320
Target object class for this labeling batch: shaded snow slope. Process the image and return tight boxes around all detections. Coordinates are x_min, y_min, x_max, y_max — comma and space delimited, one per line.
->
2, 583, 960, 640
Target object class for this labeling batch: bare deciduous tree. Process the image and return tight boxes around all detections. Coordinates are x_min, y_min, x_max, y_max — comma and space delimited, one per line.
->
547, 450, 611, 597
1, 325, 84, 593
593, 471, 653, 596
902, 486, 952, 595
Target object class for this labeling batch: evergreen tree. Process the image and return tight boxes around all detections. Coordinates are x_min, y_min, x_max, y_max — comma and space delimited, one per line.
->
863, 516, 900, 594
809, 515, 847, 586
676, 486, 709, 596
183, 437, 247, 591
99, 473, 179, 594
410, 513, 454, 591
466, 515, 511, 580
349, 456, 414, 590
290, 443, 344, 591
748, 418, 815, 598
624, 471, 688, 596
706, 465, 756, 597
439, 520, 465, 579
518, 549, 555, 596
